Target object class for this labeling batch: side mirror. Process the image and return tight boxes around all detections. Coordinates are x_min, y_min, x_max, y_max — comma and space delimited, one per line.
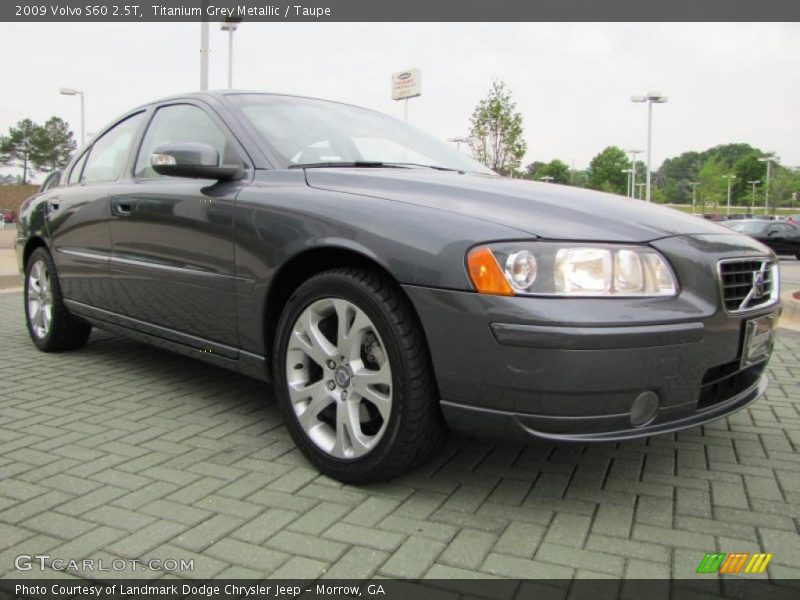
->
151, 143, 244, 181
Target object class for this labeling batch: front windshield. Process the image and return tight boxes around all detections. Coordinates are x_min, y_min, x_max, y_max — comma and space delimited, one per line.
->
229, 94, 493, 174
732, 221, 767, 235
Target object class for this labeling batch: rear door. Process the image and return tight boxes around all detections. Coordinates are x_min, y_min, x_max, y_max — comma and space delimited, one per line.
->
109, 101, 247, 348
45, 112, 146, 310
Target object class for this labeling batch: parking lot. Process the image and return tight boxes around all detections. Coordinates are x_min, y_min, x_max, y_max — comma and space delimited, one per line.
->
1, 288, 799, 586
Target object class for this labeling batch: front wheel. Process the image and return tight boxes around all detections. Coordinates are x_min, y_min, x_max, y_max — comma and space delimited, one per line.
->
273, 268, 446, 483
24, 247, 91, 351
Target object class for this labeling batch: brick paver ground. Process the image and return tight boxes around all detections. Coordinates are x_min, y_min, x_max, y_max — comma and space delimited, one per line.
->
1, 291, 799, 582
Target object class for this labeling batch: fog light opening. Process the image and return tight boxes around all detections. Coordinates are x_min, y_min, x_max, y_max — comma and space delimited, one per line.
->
630, 391, 660, 427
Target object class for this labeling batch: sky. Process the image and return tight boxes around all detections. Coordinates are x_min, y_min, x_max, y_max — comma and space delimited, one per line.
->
1, 22, 799, 181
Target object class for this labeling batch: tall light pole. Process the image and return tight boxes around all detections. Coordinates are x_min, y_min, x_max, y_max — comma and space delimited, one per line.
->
625, 149, 643, 198
59, 87, 85, 146
747, 180, 760, 213
200, 1, 210, 90
622, 168, 634, 197
758, 154, 776, 215
220, 19, 241, 90
688, 181, 700, 214
631, 92, 668, 202
722, 174, 737, 215
447, 137, 470, 152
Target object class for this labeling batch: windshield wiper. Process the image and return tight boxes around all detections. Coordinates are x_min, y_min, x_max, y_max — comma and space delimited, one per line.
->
382, 162, 463, 172
288, 161, 463, 172
288, 161, 411, 169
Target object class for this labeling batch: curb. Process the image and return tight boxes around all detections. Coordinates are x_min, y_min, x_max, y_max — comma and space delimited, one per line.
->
0, 274, 21, 290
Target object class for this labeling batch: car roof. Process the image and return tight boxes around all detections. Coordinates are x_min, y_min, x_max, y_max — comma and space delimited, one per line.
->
131, 90, 375, 114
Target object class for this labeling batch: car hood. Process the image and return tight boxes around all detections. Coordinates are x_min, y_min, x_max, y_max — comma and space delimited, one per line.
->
304, 169, 734, 243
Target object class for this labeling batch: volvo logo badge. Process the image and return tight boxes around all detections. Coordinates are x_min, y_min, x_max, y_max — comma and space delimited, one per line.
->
335, 366, 351, 388
753, 269, 765, 297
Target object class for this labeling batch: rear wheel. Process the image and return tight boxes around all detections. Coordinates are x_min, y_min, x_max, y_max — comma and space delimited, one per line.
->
24, 247, 91, 351
273, 267, 446, 483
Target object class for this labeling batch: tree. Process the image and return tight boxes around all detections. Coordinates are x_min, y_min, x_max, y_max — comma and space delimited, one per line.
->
731, 153, 766, 205
526, 159, 570, 184
587, 146, 629, 195
697, 158, 727, 211
0, 119, 38, 184
31, 117, 76, 173
468, 81, 527, 176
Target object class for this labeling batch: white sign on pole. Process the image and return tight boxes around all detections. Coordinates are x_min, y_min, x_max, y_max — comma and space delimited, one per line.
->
391, 69, 422, 101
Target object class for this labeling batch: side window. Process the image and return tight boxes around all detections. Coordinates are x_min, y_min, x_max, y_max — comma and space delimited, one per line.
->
82, 113, 144, 184
68, 151, 89, 185
134, 104, 236, 179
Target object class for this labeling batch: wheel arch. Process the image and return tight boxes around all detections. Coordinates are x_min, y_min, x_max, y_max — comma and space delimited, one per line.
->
22, 236, 49, 270
263, 244, 431, 375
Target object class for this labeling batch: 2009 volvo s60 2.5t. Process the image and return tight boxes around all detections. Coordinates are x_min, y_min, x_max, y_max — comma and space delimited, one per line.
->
16, 92, 781, 482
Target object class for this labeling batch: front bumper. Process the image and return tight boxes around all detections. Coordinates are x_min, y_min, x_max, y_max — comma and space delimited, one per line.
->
403, 234, 780, 443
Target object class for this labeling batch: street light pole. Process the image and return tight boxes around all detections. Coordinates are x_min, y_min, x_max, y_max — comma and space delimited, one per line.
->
622, 169, 634, 196
625, 149, 642, 198
747, 180, 760, 213
220, 19, 241, 90
631, 92, 667, 203
59, 87, 85, 146
758, 154, 776, 215
447, 137, 470, 152
688, 181, 700, 214
722, 174, 737, 216
200, 22, 209, 90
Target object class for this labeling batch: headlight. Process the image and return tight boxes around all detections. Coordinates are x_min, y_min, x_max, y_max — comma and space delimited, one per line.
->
467, 242, 678, 297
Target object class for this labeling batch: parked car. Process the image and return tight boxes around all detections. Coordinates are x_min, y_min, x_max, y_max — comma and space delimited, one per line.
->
1, 208, 17, 224
730, 219, 800, 259
15, 91, 782, 482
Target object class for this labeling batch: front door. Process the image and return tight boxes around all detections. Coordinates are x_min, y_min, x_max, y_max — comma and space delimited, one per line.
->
109, 102, 246, 348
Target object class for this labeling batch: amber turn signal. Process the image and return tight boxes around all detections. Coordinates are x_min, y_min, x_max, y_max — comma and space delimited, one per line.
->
467, 247, 514, 296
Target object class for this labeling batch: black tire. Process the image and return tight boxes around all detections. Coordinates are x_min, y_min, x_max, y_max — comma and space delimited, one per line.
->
24, 247, 91, 352
273, 267, 447, 483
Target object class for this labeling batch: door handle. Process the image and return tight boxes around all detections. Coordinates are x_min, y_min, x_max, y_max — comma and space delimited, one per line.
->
111, 197, 133, 216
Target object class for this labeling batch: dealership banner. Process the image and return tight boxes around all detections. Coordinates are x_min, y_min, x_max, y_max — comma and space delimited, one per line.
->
3, 578, 799, 599
3, 0, 800, 22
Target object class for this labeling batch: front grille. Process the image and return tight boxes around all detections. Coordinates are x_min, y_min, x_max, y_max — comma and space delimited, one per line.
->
718, 258, 777, 313
697, 360, 765, 410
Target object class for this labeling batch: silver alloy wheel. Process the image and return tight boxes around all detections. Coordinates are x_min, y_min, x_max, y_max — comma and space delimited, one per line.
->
27, 259, 53, 339
286, 297, 393, 459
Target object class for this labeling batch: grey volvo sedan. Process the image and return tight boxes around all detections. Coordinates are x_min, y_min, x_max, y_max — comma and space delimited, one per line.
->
16, 91, 780, 482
